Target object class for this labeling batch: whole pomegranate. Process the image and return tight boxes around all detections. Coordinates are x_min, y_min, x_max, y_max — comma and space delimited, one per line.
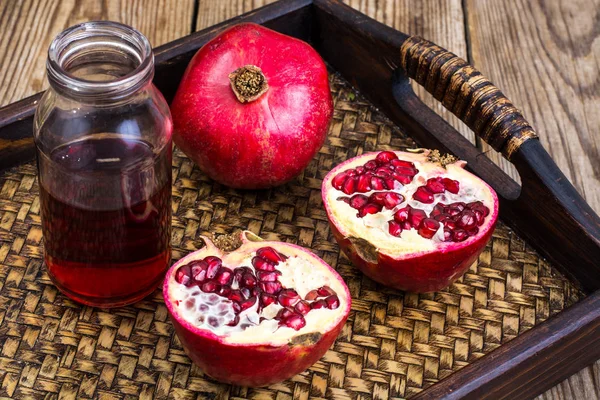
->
322, 149, 499, 293
171, 23, 333, 189
163, 231, 350, 387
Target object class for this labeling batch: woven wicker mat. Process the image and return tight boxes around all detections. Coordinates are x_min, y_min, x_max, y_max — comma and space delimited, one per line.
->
0, 73, 583, 400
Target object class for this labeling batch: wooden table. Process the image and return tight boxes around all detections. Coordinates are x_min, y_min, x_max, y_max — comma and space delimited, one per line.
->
0, 0, 598, 398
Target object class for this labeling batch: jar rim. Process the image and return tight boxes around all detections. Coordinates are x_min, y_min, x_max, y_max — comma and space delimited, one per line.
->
47, 21, 154, 101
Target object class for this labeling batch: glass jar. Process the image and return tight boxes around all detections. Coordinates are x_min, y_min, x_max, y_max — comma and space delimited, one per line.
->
34, 21, 172, 308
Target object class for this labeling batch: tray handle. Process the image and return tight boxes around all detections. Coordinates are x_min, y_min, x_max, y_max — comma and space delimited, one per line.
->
399, 36, 537, 160
398, 35, 600, 291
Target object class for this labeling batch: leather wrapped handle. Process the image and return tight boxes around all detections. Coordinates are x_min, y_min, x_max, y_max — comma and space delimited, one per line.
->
399, 36, 538, 161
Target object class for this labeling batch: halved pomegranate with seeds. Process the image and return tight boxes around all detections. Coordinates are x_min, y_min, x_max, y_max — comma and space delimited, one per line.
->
163, 231, 351, 387
322, 149, 499, 293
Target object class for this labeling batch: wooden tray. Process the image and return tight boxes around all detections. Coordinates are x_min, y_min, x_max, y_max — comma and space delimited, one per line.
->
0, 1, 599, 399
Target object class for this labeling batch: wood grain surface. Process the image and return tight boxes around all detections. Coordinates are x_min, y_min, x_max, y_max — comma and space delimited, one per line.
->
0, 0, 598, 399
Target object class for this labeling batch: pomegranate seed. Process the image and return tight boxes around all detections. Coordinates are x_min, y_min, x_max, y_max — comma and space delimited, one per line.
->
402, 221, 412, 230
457, 210, 477, 230
256, 247, 285, 264
192, 266, 207, 283
278, 289, 300, 307
449, 202, 466, 211
217, 285, 231, 297
317, 286, 336, 297
357, 174, 372, 192
364, 160, 378, 170
175, 265, 193, 286
467, 201, 483, 209
252, 286, 262, 297
358, 203, 382, 217
425, 177, 445, 194
346, 169, 357, 177
473, 209, 485, 225
444, 220, 457, 230
295, 300, 311, 315
376, 151, 398, 163
304, 290, 319, 301
434, 213, 451, 223
276, 307, 296, 320
393, 173, 413, 185
394, 166, 418, 176
356, 166, 366, 175
413, 186, 434, 203
256, 270, 281, 282
391, 159, 415, 169
443, 229, 453, 241
283, 314, 306, 330
388, 221, 403, 237
375, 167, 392, 178
260, 281, 282, 294
201, 280, 219, 293
430, 204, 445, 218
370, 176, 386, 190
227, 315, 240, 326
311, 300, 327, 309
260, 293, 277, 307
206, 261, 221, 280
325, 295, 340, 309
369, 192, 386, 206
341, 176, 358, 194
384, 192, 404, 209
332, 171, 349, 190
408, 207, 427, 228
252, 257, 276, 271
384, 178, 397, 190
443, 178, 460, 194
228, 289, 244, 303
232, 302, 241, 313
394, 206, 410, 222
453, 229, 469, 242
350, 194, 369, 209
418, 218, 441, 239
241, 287, 252, 300
215, 267, 233, 285
240, 296, 257, 311
241, 273, 257, 288
447, 206, 462, 217
468, 227, 480, 236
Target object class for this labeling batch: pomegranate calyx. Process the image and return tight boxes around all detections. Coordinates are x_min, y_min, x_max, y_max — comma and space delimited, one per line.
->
229, 65, 269, 103
426, 149, 458, 168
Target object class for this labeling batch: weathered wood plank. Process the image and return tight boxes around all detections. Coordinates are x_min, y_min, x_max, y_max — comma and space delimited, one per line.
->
0, 0, 195, 107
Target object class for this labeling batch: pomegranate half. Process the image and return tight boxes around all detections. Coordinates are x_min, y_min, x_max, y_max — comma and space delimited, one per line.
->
171, 23, 333, 189
322, 149, 499, 293
163, 231, 351, 387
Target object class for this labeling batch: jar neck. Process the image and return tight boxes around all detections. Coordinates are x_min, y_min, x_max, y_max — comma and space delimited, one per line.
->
47, 21, 154, 103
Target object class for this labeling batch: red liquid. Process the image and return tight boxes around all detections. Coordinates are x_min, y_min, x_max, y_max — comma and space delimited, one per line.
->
38, 136, 172, 307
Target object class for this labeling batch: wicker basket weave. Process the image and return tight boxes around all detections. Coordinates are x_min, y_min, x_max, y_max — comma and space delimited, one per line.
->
0, 73, 582, 399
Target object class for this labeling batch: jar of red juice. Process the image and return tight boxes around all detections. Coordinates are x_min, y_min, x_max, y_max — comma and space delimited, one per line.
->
34, 22, 172, 307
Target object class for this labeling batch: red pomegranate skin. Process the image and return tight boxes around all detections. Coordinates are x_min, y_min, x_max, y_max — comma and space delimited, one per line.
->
169, 316, 344, 387
171, 23, 333, 189
329, 220, 496, 293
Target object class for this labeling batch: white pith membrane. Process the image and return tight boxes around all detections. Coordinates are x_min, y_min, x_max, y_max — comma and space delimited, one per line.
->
167, 241, 349, 345
323, 150, 496, 256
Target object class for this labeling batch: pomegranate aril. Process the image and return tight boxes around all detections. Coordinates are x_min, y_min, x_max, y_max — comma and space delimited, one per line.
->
349, 194, 369, 209
447, 206, 462, 217
241, 273, 257, 288
408, 207, 427, 228
384, 192, 403, 209
355, 166, 366, 175
449, 202, 466, 212
325, 295, 340, 309
175, 265, 193, 286
375, 167, 392, 178
358, 203, 382, 217
394, 206, 410, 222
252, 257, 276, 271
357, 174, 372, 192
276, 307, 296, 320
256, 247, 285, 264
260, 281, 282, 295
278, 289, 300, 307
370, 176, 386, 190
384, 178, 397, 190
364, 160, 378, 170
257, 270, 281, 282
317, 286, 336, 297
388, 221, 403, 237
413, 186, 435, 203
227, 315, 240, 326
251, 286, 262, 297
232, 302, 241, 313
217, 285, 231, 297
391, 159, 415, 169
332, 171, 349, 190
260, 293, 277, 307
240, 296, 257, 311
304, 290, 319, 301
444, 220, 457, 230
283, 314, 306, 330
473, 209, 485, 225
228, 289, 244, 303
240, 287, 251, 299
376, 151, 398, 163
443, 178, 460, 194
295, 300, 311, 315
393, 173, 413, 185
443, 229, 453, 242
430, 204, 445, 218
434, 213, 450, 222
468, 227, 480, 236
201, 280, 220, 293
341, 176, 358, 194
215, 267, 233, 285
453, 229, 469, 242
426, 177, 445, 194
394, 166, 418, 176
418, 218, 441, 239
369, 192, 387, 206
311, 300, 327, 309
457, 210, 477, 230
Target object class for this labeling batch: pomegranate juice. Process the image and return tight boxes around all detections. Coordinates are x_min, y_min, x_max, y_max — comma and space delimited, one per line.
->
38, 135, 172, 307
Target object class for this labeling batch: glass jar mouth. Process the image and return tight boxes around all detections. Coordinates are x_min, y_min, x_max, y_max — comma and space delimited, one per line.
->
47, 21, 154, 101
